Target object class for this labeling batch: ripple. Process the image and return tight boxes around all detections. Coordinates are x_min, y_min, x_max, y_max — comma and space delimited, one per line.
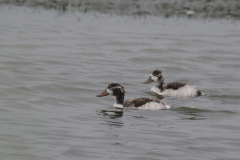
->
0, 6, 240, 160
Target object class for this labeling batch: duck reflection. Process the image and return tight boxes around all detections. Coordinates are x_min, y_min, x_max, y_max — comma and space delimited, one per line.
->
98, 109, 123, 119
173, 107, 235, 120
173, 107, 206, 120
96, 109, 124, 127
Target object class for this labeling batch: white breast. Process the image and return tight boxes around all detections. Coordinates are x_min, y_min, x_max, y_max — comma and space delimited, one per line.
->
137, 102, 170, 110
113, 103, 123, 109
151, 84, 199, 98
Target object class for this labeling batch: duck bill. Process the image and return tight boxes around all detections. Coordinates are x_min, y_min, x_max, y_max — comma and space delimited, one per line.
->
96, 90, 109, 97
143, 77, 154, 84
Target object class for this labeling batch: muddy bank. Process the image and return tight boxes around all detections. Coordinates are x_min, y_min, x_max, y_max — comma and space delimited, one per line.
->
1, 0, 240, 19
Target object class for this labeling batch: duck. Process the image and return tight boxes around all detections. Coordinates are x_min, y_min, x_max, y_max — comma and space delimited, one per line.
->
96, 83, 171, 110
143, 70, 204, 98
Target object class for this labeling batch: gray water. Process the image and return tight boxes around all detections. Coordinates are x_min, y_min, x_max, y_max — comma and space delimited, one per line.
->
0, 6, 240, 160
1, 0, 240, 19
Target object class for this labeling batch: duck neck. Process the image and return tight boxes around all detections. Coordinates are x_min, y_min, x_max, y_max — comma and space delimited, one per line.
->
154, 82, 163, 91
113, 94, 124, 109
154, 76, 164, 91
115, 94, 124, 105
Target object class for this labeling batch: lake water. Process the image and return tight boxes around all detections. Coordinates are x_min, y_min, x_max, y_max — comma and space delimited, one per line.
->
0, 5, 240, 160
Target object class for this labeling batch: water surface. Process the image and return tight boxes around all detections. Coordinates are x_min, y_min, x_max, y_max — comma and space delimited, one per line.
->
0, 6, 240, 160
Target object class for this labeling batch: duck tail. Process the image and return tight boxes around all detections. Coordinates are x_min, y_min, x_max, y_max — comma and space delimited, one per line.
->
197, 90, 206, 96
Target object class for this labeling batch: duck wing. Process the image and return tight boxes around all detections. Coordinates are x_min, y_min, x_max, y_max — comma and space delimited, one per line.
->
123, 98, 158, 108
162, 82, 186, 91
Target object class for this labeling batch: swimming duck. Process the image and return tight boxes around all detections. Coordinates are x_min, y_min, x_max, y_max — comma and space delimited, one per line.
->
96, 83, 170, 110
143, 70, 204, 98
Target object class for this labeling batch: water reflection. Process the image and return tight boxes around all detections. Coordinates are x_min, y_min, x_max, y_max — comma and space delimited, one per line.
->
96, 109, 124, 127
174, 107, 207, 115
208, 95, 240, 105
173, 107, 235, 120
97, 110, 124, 119
173, 107, 208, 120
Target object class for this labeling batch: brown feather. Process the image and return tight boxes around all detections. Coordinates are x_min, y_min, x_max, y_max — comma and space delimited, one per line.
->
162, 82, 186, 91
152, 70, 162, 76
123, 97, 163, 108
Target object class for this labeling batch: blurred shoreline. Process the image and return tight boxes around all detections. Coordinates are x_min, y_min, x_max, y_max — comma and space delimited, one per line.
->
0, 0, 240, 20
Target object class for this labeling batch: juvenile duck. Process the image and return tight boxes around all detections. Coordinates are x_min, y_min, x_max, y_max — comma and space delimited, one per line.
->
96, 83, 170, 110
143, 70, 204, 98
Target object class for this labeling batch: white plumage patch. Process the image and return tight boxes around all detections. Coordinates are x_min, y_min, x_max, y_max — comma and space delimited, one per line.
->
150, 74, 158, 82
106, 88, 113, 95
113, 103, 123, 109
137, 102, 170, 110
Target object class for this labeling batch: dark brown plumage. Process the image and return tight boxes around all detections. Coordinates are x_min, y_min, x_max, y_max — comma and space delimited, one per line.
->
151, 70, 162, 76
124, 98, 150, 108
123, 97, 166, 108
107, 83, 124, 90
162, 82, 186, 91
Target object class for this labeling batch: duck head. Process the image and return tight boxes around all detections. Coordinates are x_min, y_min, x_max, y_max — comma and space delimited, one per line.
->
97, 83, 125, 107
96, 83, 125, 97
143, 70, 164, 84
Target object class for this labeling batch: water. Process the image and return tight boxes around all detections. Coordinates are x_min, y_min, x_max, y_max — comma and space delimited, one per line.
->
1, 0, 240, 19
0, 6, 240, 160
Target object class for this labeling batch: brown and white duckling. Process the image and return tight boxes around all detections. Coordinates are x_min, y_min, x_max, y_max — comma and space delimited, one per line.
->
96, 83, 170, 110
143, 70, 204, 98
